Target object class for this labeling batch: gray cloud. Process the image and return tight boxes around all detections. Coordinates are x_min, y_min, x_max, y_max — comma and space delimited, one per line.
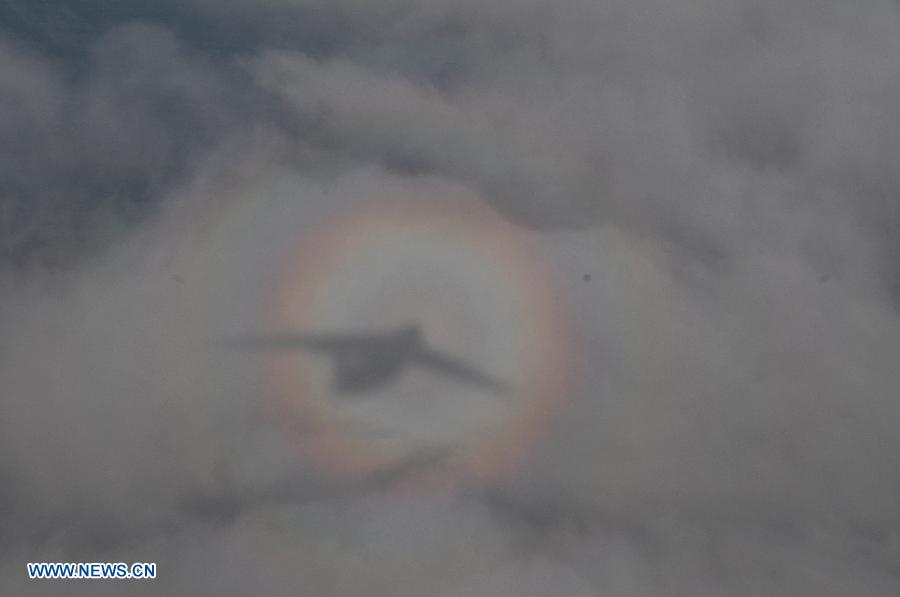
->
2, 1, 900, 595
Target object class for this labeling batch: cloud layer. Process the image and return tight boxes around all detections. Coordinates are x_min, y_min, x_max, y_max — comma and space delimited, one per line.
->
1, 1, 900, 595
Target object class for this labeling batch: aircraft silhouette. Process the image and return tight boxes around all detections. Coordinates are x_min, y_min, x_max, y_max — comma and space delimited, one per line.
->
224, 324, 507, 396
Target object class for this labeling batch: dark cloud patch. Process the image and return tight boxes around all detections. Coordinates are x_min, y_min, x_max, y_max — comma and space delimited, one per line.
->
0, 23, 270, 271
1, 0, 258, 60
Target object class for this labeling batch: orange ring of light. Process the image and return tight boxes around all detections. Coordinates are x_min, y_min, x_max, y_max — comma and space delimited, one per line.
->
264, 195, 577, 485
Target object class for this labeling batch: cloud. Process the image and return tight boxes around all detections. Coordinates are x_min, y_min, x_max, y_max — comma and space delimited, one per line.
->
2, 1, 900, 595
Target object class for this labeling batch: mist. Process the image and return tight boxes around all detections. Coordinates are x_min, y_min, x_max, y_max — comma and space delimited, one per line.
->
2, 1, 900, 595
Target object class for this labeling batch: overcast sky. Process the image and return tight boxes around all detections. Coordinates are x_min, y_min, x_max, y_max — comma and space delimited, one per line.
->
1, 1, 900, 595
